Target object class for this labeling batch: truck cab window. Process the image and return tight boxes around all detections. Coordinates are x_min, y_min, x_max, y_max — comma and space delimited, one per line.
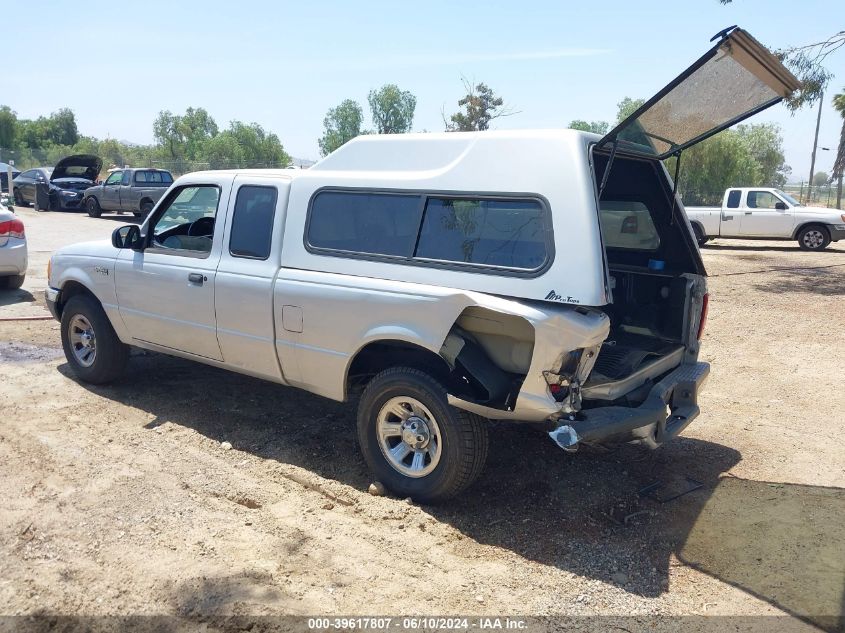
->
134, 171, 147, 183
105, 171, 122, 185
726, 190, 741, 208
229, 185, 277, 259
121, 171, 132, 185
747, 190, 778, 209
150, 185, 221, 254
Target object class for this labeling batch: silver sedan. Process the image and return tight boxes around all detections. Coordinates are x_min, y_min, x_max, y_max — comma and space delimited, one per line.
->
0, 207, 27, 289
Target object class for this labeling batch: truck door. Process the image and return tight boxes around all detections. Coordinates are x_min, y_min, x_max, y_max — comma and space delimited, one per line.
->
718, 189, 743, 237
114, 176, 233, 360
118, 169, 133, 211
738, 190, 794, 237
100, 170, 123, 210
214, 175, 290, 382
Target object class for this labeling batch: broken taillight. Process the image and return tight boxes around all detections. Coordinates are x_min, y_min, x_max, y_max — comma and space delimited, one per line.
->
0, 218, 25, 239
697, 293, 709, 340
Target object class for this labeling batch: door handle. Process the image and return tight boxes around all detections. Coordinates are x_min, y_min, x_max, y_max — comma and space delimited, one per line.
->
745, 211, 752, 215
188, 273, 206, 284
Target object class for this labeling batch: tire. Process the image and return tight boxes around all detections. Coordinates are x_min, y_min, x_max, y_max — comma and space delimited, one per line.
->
137, 201, 153, 219
797, 224, 830, 251
692, 224, 708, 248
13, 189, 23, 207
86, 197, 102, 218
357, 367, 489, 503
60, 294, 129, 384
0, 274, 25, 290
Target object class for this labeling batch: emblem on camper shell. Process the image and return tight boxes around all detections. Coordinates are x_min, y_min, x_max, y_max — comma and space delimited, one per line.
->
544, 290, 579, 304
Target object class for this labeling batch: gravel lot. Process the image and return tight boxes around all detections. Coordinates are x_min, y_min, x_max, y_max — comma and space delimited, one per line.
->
1, 206, 843, 631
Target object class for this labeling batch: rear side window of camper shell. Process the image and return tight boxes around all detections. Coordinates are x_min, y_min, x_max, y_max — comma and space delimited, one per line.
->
306, 189, 551, 274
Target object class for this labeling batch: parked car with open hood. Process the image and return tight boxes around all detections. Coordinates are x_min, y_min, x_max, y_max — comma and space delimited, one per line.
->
13, 155, 103, 212
44, 27, 798, 501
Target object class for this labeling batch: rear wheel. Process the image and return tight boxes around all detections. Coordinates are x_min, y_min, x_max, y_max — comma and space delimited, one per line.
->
0, 274, 25, 290
357, 367, 488, 503
13, 189, 23, 206
60, 294, 129, 384
797, 224, 830, 251
86, 197, 102, 218
136, 201, 153, 219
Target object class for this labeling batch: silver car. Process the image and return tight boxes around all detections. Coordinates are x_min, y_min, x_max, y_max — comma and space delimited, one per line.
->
0, 207, 27, 289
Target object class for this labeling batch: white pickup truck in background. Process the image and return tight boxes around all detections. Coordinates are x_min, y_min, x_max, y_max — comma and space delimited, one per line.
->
685, 187, 845, 251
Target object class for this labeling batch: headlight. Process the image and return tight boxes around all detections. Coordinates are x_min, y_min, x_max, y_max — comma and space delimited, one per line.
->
60, 190, 78, 196
47, 258, 52, 284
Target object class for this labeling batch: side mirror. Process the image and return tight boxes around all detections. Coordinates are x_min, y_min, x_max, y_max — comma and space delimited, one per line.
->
775, 201, 787, 210
112, 225, 143, 249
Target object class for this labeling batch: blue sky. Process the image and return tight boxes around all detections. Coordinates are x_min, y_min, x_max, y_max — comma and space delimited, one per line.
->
7, 0, 844, 180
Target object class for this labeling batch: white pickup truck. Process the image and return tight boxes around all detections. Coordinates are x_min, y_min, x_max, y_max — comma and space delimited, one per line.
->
44, 28, 797, 501
686, 187, 845, 250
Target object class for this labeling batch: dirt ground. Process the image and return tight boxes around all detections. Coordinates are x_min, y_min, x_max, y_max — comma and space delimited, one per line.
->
1, 206, 843, 631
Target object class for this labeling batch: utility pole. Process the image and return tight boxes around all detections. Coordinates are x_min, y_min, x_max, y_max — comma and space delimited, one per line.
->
805, 90, 824, 204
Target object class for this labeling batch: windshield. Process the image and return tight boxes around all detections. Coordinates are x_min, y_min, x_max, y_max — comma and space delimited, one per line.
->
776, 190, 801, 206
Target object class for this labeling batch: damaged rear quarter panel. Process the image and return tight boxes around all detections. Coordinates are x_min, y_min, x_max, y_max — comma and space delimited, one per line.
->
274, 269, 609, 420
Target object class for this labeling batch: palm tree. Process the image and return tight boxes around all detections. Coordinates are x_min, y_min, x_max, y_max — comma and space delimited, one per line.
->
833, 88, 845, 208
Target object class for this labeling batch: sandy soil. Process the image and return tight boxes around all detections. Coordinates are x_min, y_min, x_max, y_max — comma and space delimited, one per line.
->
1, 206, 843, 631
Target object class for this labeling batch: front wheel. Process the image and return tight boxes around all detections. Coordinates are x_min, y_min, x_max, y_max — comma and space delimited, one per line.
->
357, 367, 489, 503
797, 225, 830, 251
13, 189, 24, 207
692, 224, 708, 248
60, 294, 129, 384
86, 197, 102, 218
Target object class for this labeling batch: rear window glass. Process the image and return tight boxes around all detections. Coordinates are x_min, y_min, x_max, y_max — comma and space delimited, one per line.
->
229, 185, 277, 259
308, 191, 422, 257
136, 170, 172, 184
416, 198, 548, 270
599, 201, 661, 251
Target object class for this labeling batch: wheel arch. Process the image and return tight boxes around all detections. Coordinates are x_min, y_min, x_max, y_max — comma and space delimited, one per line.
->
345, 338, 451, 400
792, 221, 830, 240
55, 279, 99, 318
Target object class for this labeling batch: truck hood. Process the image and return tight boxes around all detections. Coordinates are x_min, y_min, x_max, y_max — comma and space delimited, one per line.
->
794, 207, 845, 222
51, 155, 103, 183
54, 239, 118, 259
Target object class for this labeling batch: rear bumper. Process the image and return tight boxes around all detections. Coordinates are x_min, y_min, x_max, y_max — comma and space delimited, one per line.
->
0, 237, 28, 276
45, 287, 60, 320
549, 361, 710, 449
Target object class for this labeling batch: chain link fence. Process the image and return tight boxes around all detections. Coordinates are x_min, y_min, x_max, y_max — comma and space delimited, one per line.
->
678, 184, 842, 209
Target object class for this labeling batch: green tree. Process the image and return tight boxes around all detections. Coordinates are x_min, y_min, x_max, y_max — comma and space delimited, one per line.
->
447, 80, 509, 131
0, 106, 18, 148
616, 97, 645, 123
677, 123, 789, 204
568, 120, 609, 134
204, 121, 290, 168
368, 84, 416, 134
812, 171, 830, 186
153, 111, 183, 160
319, 99, 364, 156
178, 107, 218, 160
